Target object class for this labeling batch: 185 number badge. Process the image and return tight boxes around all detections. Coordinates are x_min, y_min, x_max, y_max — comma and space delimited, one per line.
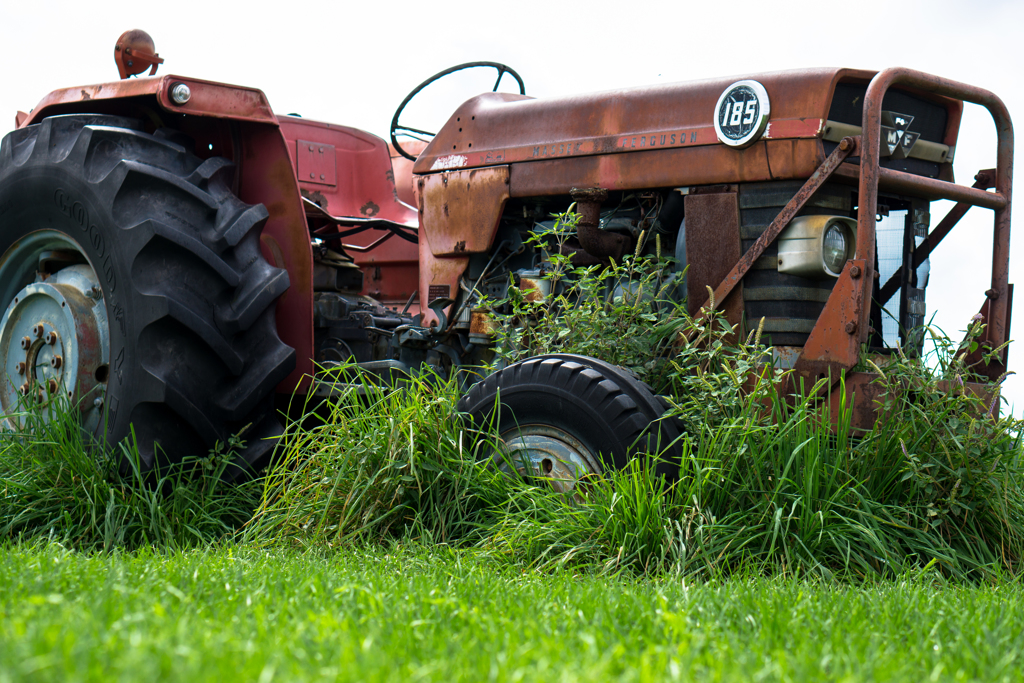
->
714, 80, 770, 148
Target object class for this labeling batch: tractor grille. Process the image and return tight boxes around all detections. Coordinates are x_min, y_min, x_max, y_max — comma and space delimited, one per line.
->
739, 181, 854, 347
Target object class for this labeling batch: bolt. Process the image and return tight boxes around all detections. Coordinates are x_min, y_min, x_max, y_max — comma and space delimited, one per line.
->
845, 321, 858, 335
45, 331, 58, 345
48, 379, 58, 393
93, 397, 103, 408
20, 383, 29, 396
849, 265, 862, 279
50, 355, 62, 369
20, 336, 31, 350
16, 362, 26, 375
32, 324, 44, 338
170, 82, 192, 105
986, 288, 999, 301
839, 138, 853, 152
37, 389, 45, 404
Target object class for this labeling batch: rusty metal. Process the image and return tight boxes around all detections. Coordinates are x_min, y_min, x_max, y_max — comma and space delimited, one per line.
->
696, 136, 858, 318
877, 170, 996, 304
961, 285, 1014, 381
570, 188, 631, 261
419, 167, 509, 256
684, 191, 743, 329
416, 167, 510, 327
114, 30, 163, 80
414, 69, 879, 175
470, 309, 499, 336
793, 259, 866, 383
21, 76, 277, 129
822, 371, 999, 433
560, 243, 603, 267
508, 140, 801, 197
856, 67, 1013, 349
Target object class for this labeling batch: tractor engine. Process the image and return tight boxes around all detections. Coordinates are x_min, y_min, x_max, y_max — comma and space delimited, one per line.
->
407, 68, 1004, 391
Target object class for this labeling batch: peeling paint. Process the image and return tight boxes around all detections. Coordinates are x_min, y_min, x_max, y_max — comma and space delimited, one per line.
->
431, 154, 468, 171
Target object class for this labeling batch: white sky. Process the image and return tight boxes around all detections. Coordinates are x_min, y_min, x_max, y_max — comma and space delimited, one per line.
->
3, 0, 1023, 413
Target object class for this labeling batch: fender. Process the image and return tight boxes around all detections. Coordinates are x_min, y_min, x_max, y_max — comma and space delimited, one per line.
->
21, 75, 317, 392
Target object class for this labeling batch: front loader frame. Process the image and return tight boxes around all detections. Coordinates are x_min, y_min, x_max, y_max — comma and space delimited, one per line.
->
699, 67, 1013, 428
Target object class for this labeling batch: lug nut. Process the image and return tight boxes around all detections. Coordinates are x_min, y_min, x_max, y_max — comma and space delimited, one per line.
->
20, 336, 31, 350
845, 321, 858, 335
50, 355, 62, 369
16, 362, 26, 375
48, 379, 58, 393
45, 331, 59, 345
33, 324, 44, 338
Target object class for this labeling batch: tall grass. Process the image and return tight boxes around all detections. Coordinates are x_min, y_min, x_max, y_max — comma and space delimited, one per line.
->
243, 369, 522, 548
1, 249, 1022, 583
0, 398, 258, 551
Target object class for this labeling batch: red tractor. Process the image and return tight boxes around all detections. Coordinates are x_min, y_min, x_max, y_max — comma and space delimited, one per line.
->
0, 30, 1012, 480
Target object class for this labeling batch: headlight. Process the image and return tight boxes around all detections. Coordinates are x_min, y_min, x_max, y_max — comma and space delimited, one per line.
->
822, 224, 848, 275
777, 216, 857, 279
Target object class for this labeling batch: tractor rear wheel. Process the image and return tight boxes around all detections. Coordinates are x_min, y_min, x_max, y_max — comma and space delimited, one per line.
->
0, 115, 295, 475
458, 355, 682, 490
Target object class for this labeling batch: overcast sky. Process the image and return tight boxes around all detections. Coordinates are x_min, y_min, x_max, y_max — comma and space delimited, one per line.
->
3, 0, 1023, 412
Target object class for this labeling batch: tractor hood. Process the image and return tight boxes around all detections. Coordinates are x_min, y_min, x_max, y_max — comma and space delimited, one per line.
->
413, 67, 961, 176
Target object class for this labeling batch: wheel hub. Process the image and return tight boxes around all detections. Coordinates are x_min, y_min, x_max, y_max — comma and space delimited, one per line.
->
0, 259, 109, 432
500, 425, 602, 493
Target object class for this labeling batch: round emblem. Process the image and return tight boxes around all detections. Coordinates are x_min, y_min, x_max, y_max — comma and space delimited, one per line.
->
714, 80, 770, 148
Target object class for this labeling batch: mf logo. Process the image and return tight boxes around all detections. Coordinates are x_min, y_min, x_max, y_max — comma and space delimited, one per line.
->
880, 111, 920, 160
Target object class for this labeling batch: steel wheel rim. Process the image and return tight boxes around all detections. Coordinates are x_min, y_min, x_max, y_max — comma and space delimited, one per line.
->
497, 424, 602, 492
0, 230, 110, 432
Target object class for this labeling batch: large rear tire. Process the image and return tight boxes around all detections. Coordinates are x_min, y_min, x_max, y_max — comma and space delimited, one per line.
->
0, 115, 295, 475
458, 355, 682, 489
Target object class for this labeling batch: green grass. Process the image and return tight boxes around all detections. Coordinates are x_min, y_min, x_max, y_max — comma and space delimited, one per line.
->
2, 252, 1023, 680
1, 542, 1022, 682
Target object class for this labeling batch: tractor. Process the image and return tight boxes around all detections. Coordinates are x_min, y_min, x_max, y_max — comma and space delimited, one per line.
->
0, 30, 1012, 482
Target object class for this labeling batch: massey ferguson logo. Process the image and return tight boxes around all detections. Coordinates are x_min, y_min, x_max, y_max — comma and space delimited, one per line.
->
881, 111, 920, 159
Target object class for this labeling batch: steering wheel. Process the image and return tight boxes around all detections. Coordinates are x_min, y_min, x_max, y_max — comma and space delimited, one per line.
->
390, 62, 526, 161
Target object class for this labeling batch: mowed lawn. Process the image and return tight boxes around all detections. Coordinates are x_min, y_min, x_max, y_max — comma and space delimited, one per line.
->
1, 543, 1022, 682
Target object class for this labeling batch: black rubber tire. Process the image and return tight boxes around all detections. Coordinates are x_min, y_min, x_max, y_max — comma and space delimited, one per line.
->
458, 355, 682, 477
0, 115, 295, 475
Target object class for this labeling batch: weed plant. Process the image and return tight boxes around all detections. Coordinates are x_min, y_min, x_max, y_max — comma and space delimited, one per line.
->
1, 209, 1022, 582
471, 218, 1024, 580
243, 372, 522, 548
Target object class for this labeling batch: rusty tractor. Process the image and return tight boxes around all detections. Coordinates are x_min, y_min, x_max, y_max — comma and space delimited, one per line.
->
0, 30, 1012, 481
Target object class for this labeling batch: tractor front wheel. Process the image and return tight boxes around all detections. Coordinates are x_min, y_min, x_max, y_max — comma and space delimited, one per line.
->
458, 355, 682, 490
